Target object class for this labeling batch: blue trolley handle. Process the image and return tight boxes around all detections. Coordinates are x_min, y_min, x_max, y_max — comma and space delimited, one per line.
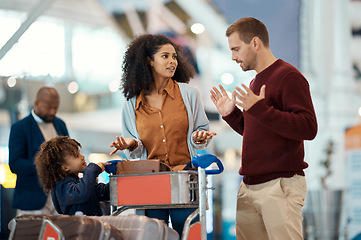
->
191, 154, 224, 175
105, 160, 124, 174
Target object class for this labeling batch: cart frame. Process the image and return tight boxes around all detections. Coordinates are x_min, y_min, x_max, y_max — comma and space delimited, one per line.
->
109, 154, 223, 240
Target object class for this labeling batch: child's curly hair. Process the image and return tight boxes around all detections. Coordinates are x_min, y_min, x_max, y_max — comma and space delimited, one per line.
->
121, 33, 195, 100
35, 136, 82, 192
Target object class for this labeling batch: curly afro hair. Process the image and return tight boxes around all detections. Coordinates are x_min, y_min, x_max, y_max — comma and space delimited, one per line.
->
121, 33, 195, 100
35, 136, 82, 192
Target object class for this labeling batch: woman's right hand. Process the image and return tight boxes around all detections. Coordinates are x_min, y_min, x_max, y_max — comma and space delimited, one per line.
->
109, 136, 136, 156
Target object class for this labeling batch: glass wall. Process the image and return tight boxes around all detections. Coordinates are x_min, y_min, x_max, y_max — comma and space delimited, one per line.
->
0, 9, 125, 96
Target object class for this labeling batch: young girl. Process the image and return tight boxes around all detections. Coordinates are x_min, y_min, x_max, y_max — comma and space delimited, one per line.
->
35, 136, 110, 216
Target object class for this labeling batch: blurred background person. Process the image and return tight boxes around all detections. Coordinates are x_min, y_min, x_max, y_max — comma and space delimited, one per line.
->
9, 86, 69, 216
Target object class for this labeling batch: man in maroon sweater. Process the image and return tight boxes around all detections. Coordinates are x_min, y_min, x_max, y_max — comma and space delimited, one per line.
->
210, 17, 317, 240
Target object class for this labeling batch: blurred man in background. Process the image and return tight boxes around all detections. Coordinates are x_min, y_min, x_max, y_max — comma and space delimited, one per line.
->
9, 87, 69, 215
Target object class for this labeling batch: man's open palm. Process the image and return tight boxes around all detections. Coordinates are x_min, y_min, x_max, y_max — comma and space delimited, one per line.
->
210, 85, 236, 116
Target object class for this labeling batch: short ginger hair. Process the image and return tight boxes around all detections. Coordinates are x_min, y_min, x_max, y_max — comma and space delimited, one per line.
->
226, 17, 270, 47
35, 136, 82, 192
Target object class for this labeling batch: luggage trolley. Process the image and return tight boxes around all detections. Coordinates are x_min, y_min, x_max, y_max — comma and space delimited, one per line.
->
109, 154, 224, 240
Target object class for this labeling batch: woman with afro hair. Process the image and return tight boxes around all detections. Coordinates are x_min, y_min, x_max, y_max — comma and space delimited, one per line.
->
109, 33, 216, 236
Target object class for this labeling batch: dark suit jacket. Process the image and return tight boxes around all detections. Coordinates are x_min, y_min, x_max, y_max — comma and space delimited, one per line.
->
9, 113, 69, 210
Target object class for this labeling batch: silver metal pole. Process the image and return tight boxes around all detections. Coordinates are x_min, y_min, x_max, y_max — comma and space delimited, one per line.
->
198, 167, 207, 239
181, 209, 199, 240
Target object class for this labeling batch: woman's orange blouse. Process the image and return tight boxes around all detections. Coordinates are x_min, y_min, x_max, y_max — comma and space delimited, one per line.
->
135, 79, 190, 166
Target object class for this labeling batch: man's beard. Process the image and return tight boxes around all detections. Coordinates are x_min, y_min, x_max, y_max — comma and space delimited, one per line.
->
41, 115, 55, 123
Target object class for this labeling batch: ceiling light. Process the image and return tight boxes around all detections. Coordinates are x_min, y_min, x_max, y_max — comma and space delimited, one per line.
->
7, 76, 17, 88
109, 80, 120, 92
68, 81, 79, 94
191, 23, 205, 35
221, 73, 234, 85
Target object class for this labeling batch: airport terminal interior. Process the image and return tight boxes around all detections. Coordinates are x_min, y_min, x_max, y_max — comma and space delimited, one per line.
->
1, 0, 361, 239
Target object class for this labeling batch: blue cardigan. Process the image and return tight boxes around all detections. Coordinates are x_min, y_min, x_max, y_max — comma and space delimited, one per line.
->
51, 163, 109, 216
9, 113, 69, 210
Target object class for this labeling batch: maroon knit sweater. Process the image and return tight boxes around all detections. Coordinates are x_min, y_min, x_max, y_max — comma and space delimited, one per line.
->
223, 59, 317, 184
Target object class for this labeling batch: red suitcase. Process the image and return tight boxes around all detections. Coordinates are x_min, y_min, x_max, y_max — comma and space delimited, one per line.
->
8, 214, 123, 240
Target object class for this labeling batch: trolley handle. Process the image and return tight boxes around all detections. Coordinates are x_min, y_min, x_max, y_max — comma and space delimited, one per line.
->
191, 154, 224, 175
105, 160, 124, 174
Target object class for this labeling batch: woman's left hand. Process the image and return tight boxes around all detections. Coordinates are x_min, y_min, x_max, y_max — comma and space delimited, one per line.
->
193, 130, 217, 144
